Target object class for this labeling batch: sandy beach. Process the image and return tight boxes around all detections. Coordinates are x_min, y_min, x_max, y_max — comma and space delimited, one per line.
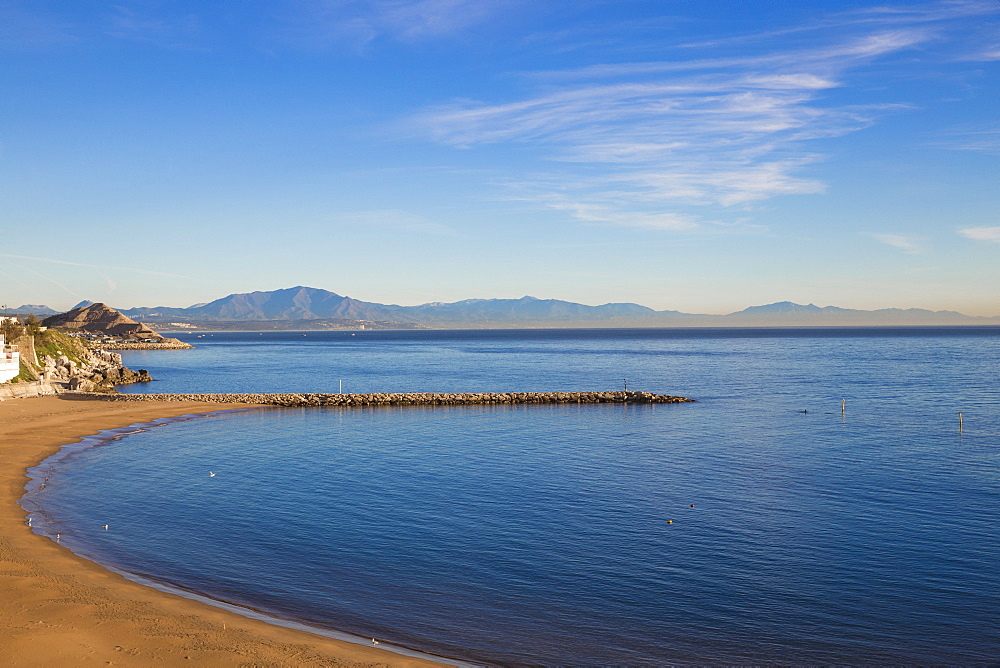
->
0, 394, 445, 667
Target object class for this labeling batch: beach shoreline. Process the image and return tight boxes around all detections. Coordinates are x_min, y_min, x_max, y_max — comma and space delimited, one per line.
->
0, 394, 447, 667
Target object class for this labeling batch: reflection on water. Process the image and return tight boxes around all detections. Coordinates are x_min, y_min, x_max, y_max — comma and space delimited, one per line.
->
29, 328, 1000, 665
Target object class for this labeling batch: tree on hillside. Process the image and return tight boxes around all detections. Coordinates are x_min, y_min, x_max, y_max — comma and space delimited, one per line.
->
24, 314, 42, 335
1, 316, 24, 341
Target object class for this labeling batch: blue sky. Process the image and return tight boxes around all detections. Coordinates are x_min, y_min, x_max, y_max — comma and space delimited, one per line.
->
1, 0, 997, 315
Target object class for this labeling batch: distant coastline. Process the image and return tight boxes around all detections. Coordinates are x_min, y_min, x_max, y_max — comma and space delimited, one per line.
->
154, 322, 1000, 333
7, 287, 999, 330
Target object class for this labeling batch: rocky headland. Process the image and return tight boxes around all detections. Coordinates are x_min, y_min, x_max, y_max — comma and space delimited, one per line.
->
1, 302, 193, 392
42, 303, 194, 349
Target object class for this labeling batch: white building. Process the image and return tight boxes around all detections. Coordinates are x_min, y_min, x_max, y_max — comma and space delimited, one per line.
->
0, 332, 20, 382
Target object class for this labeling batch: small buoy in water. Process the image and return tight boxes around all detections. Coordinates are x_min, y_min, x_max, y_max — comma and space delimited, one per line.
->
690, 504, 695, 508
667, 520, 673, 524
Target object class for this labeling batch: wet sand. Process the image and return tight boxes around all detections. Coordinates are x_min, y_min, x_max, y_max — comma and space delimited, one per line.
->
0, 394, 445, 667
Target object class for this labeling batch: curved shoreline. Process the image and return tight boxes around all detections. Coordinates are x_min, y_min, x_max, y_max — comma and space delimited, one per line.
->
0, 395, 448, 667
19, 411, 469, 667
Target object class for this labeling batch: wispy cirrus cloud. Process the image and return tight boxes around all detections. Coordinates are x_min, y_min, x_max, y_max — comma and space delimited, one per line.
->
2, 258, 81, 298
407, 2, 998, 232
959, 226, 1000, 242
934, 125, 1000, 154
870, 233, 924, 254
535, 195, 699, 232
0, 253, 193, 279
409, 36, 913, 229
534, 29, 932, 83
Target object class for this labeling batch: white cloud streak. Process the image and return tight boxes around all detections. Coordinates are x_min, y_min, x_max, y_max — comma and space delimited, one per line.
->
935, 125, 1000, 154
538, 196, 699, 232
3, 259, 81, 298
531, 30, 931, 83
959, 226, 1000, 242
409, 41, 899, 228
408, 2, 997, 232
0, 267, 32, 292
0, 254, 193, 279
870, 233, 923, 254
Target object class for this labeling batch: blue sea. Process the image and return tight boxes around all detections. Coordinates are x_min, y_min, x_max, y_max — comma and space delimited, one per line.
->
21, 328, 1000, 665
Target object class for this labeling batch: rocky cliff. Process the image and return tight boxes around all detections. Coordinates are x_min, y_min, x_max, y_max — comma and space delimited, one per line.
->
41, 348, 152, 392
12, 328, 153, 392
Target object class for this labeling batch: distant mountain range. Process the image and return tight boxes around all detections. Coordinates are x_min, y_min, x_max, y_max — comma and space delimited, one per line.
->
6, 286, 999, 328
1, 304, 61, 316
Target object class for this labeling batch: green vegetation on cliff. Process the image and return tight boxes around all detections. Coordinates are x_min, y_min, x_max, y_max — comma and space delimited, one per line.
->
10, 329, 88, 383
33, 329, 87, 365
14, 358, 35, 383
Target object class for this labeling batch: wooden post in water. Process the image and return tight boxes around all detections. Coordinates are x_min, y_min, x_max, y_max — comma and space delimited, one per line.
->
959, 412, 963, 434
841, 398, 846, 416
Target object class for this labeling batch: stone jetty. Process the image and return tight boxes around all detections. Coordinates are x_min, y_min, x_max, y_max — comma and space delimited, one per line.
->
83, 390, 693, 407
98, 341, 195, 350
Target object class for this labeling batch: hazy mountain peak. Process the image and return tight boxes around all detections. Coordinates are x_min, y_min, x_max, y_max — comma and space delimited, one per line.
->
1, 304, 60, 315
113, 289, 998, 328
738, 301, 836, 314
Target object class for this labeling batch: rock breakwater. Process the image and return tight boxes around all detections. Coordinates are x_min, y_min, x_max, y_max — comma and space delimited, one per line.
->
84, 390, 693, 407
99, 341, 194, 350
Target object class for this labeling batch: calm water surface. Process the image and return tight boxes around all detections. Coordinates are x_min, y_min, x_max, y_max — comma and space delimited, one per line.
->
23, 329, 1000, 665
